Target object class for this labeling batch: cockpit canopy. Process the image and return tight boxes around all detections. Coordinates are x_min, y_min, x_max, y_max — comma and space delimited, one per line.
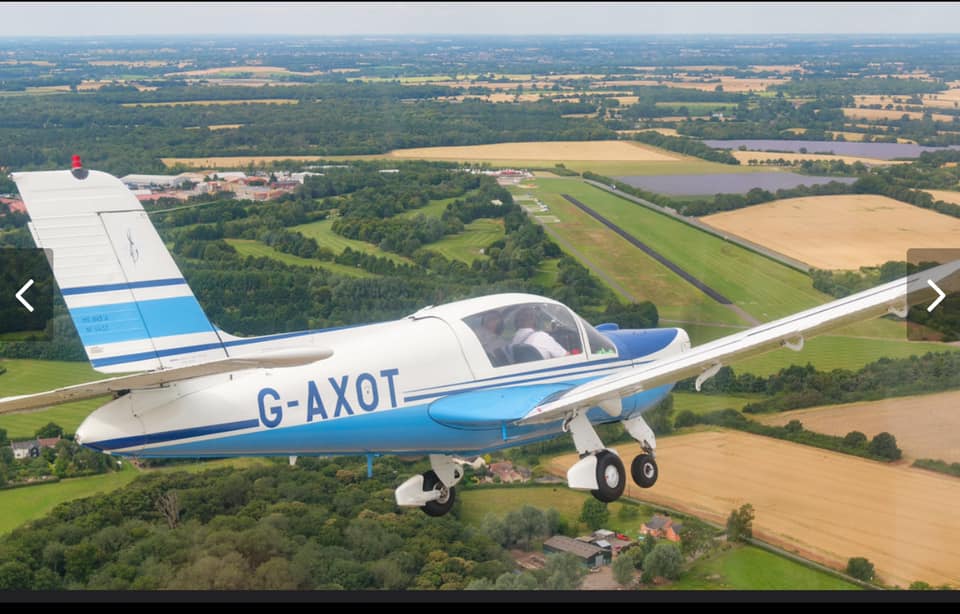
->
462, 301, 616, 368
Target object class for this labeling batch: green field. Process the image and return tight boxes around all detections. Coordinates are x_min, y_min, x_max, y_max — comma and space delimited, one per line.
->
0, 359, 108, 439
0, 463, 139, 535
672, 392, 758, 415
428, 218, 504, 263
396, 194, 467, 219
654, 102, 739, 115
541, 178, 828, 322
528, 182, 746, 327
730, 335, 957, 377
291, 219, 413, 265
226, 238, 376, 278
459, 485, 654, 536
669, 545, 858, 590
0, 458, 272, 536
532, 258, 561, 287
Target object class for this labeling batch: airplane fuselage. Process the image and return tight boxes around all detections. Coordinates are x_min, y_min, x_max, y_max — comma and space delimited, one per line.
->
76, 294, 689, 458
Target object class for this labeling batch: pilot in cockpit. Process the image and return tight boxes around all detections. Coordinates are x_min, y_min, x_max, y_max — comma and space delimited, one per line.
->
511, 306, 568, 359
476, 309, 510, 366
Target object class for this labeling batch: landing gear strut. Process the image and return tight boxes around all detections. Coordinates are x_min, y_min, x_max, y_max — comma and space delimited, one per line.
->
563, 411, 627, 503
395, 454, 483, 517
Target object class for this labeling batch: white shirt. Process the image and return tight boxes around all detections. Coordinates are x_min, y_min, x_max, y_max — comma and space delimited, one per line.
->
512, 328, 568, 359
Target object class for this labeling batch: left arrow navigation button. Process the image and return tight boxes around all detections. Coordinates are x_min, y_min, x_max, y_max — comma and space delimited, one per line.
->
15, 278, 34, 313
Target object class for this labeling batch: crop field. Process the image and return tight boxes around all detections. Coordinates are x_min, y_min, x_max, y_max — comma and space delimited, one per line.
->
548, 431, 960, 587
121, 98, 298, 107
386, 140, 681, 162
924, 189, 960, 205
760, 390, 960, 463
225, 239, 376, 278
703, 139, 945, 160
700, 194, 960, 269
615, 172, 856, 196
730, 150, 904, 166
0, 359, 108, 439
842, 107, 954, 123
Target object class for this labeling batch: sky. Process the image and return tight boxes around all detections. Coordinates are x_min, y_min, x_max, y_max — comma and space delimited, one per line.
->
4, 2, 960, 37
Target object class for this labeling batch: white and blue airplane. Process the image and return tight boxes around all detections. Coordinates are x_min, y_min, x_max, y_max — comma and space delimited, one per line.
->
1, 164, 957, 517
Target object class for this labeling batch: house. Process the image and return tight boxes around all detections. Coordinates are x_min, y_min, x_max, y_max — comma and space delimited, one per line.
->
640, 514, 683, 543
0, 197, 25, 213
10, 440, 40, 460
487, 460, 530, 483
542, 535, 609, 567
38, 436, 61, 449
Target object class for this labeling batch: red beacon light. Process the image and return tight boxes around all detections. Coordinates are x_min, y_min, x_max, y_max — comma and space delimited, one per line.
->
70, 154, 88, 180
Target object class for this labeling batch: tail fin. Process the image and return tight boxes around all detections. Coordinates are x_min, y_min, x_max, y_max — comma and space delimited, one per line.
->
12, 168, 228, 373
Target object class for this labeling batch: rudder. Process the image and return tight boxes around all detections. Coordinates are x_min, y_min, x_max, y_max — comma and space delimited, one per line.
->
12, 169, 228, 373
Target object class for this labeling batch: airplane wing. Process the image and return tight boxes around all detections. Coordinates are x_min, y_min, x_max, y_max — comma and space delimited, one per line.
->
0, 348, 333, 414
520, 259, 960, 425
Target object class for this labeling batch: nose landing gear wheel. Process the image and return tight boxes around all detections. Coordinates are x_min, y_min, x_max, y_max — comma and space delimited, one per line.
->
420, 469, 456, 517
591, 450, 626, 503
631, 454, 658, 488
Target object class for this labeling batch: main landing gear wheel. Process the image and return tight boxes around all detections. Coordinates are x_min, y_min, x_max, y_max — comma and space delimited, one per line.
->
420, 470, 456, 517
631, 454, 658, 488
591, 450, 626, 503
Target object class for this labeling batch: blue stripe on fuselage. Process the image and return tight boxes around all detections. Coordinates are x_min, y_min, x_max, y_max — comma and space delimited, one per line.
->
95, 384, 674, 458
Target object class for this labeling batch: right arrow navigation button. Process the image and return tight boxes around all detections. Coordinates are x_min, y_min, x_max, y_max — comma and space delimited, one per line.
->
927, 279, 946, 313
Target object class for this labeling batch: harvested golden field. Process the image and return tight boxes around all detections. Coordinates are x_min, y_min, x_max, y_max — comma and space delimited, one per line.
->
760, 390, 960, 463
386, 140, 680, 161
925, 189, 960, 205
843, 107, 955, 123
162, 155, 331, 168
701, 194, 960, 269
730, 150, 904, 166
170, 65, 323, 77
122, 99, 297, 107
547, 431, 960, 587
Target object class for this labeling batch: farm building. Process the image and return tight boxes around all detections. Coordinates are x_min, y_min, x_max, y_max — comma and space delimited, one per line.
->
542, 535, 609, 567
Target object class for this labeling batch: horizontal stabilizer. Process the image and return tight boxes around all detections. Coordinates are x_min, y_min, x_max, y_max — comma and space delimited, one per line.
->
0, 348, 333, 414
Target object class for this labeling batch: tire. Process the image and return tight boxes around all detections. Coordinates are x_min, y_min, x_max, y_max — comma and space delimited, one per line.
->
420, 470, 456, 517
591, 450, 626, 503
631, 454, 658, 488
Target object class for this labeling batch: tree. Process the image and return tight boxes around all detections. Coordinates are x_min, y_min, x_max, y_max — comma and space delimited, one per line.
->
868, 432, 902, 460
0, 561, 32, 590
579, 498, 609, 531
785, 419, 803, 434
642, 542, 684, 582
155, 490, 181, 529
612, 554, 636, 587
35, 421, 63, 439
843, 431, 868, 448
726, 503, 754, 542
543, 552, 586, 589
846, 557, 875, 581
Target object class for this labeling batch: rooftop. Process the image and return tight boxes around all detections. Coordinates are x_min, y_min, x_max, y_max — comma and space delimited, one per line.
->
543, 535, 604, 560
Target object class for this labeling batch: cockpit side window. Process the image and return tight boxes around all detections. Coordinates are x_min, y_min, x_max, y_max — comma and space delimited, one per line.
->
578, 316, 618, 357
463, 303, 585, 367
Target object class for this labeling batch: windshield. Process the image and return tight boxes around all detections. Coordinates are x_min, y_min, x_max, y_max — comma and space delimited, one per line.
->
463, 302, 584, 367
